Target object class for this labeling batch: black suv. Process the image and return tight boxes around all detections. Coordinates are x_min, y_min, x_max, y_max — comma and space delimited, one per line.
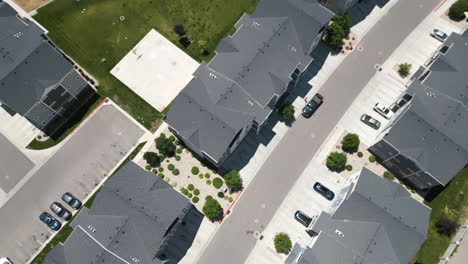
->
302, 93, 324, 118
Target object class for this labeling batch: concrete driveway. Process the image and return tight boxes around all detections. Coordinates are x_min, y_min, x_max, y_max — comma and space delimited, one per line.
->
0, 104, 145, 263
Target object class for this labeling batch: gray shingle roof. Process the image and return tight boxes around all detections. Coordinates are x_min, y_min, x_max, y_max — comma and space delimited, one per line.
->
381, 30, 468, 185
301, 168, 430, 264
0, 1, 90, 130
166, 0, 332, 163
44, 161, 192, 264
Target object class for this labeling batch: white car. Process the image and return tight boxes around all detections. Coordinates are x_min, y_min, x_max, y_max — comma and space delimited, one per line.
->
430, 29, 447, 42
373, 103, 394, 119
0, 257, 13, 264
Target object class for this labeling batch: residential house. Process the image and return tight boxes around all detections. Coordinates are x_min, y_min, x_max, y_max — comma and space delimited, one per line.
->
44, 161, 196, 264
368, 29, 468, 190
0, 1, 94, 131
286, 168, 431, 264
165, 0, 334, 168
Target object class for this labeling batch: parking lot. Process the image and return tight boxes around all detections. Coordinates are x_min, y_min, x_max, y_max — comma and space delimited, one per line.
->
0, 104, 145, 263
0, 133, 35, 194
245, 159, 346, 264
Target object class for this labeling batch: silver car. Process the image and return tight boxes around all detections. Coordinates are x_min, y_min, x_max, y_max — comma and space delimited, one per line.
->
430, 29, 447, 42
361, 114, 381, 130
50, 202, 72, 221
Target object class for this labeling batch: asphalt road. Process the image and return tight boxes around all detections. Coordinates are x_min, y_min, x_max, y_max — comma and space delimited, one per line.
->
0, 105, 144, 263
197, 0, 442, 263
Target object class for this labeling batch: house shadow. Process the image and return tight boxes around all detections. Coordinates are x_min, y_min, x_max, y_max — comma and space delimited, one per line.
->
162, 208, 204, 263
221, 113, 279, 173
348, 0, 391, 27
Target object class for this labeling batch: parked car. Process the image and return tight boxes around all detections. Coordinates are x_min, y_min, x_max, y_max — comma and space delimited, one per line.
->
50, 202, 72, 221
39, 212, 61, 231
302, 93, 324, 118
313, 182, 335, 201
0, 257, 13, 264
360, 114, 381, 130
294, 210, 312, 227
430, 29, 447, 42
373, 103, 394, 119
61, 192, 82, 210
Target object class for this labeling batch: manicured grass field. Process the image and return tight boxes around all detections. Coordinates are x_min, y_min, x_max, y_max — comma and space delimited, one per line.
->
34, 0, 259, 131
413, 167, 468, 264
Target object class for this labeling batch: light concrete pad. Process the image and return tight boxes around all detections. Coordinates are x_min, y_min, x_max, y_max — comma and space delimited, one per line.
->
0, 104, 145, 264
111, 29, 199, 112
0, 133, 34, 193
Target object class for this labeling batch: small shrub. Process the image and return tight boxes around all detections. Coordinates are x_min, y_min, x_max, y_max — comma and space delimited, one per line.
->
202, 196, 223, 221
181, 188, 188, 195
212, 177, 223, 189
228, 197, 233, 202
368, 155, 376, 163
436, 218, 459, 236
345, 164, 353, 171
217, 192, 225, 198
192, 196, 199, 203
383, 171, 395, 180
175, 140, 180, 145
449, 0, 468, 21
179, 36, 191, 48
188, 193, 193, 198
274, 233, 292, 254
164, 177, 170, 182
175, 155, 181, 161
172, 182, 177, 187
398, 63, 412, 77
205, 173, 211, 179
357, 152, 363, 158
169, 135, 175, 142
198, 174, 204, 179
173, 24, 186, 36
188, 184, 195, 191
152, 169, 158, 174
326, 152, 347, 171
193, 189, 200, 195
158, 173, 164, 178
176, 148, 182, 154
341, 133, 360, 153
145, 165, 151, 170
280, 103, 295, 123
206, 180, 212, 185
158, 167, 164, 172
172, 169, 180, 175
224, 170, 242, 191
191, 166, 199, 175
155, 133, 176, 157
168, 164, 175, 171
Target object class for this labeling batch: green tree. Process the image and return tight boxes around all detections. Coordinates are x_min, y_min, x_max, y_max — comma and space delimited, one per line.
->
341, 133, 360, 153
274, 233, 292, 254
331, 14, 352, 35
143, 152, 161, 167
449, 0, 468, 21
155, 133, 176, 157
280, 103, 295, 123
202, 196, 223, 221
224, 170, 243, 191
398, 63, 412, 77
326, 152, 347, 171
325, 22, 346, 49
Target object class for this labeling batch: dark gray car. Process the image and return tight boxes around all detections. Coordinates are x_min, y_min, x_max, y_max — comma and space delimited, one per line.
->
62, 192, 82, 210
302, 93, 324, 118
294, 211, 312, 227
50, 202, 72, 221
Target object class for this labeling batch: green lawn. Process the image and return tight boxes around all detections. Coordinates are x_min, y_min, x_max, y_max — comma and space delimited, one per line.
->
33, 0, 259, 131
413, 167, 468, 264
